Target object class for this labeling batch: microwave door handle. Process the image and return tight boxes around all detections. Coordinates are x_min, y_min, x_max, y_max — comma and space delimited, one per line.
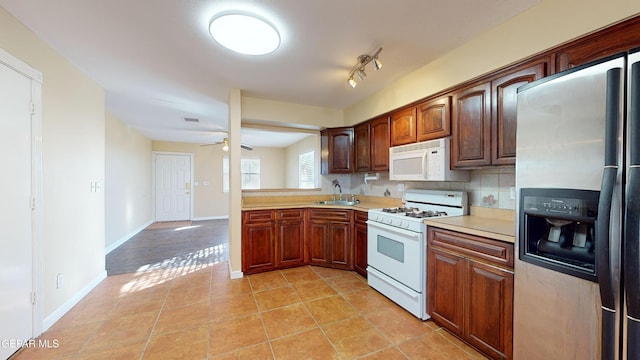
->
422, 150, 429, 179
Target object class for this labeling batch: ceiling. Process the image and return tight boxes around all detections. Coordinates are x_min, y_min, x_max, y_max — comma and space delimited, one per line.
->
0, 0, 538, 147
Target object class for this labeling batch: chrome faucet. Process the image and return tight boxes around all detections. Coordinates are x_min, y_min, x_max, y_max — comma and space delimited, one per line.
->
332, 179, 342, 200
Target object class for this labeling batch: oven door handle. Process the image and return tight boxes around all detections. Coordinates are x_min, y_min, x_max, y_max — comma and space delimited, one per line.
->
366, 220, 421, 241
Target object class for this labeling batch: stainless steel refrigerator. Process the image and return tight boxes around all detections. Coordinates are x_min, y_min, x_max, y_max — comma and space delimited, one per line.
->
514, 50, 639, 359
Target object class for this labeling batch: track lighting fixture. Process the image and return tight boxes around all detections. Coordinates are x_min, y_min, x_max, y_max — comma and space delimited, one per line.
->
347, 47, 382, 88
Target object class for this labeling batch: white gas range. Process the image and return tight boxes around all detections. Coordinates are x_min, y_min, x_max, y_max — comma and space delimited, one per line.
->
367, 189, 467, 320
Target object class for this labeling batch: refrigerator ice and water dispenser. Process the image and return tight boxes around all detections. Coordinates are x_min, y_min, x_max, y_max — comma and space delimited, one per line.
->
519, 188, 600, 281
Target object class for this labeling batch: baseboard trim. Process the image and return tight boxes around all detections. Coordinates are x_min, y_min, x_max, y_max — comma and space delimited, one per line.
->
42, 270, 107, 331
228, 262, 244, 279
192, 215, 229, 221
105, 220, 153, 255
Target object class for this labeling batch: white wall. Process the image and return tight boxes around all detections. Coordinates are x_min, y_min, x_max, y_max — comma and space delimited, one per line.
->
0, 7, 106, 323
152, 141, 230, 219
242, 146, 286, 189
285, 134, 319, 188
105, 113, 153, 252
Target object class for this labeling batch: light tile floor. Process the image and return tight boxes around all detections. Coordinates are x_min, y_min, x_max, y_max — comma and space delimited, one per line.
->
11, 263, 487, 360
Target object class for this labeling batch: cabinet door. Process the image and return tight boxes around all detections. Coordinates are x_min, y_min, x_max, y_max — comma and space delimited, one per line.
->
417, 96, 451, 142
428, 247, 465, 336
370, 116, 390, 171
330, 222, 352, 269
353, 211, 368, 277
276, 209, 305, 268
329, 128, 354, 173
242, 220, 276, 274
491, 60, 547, 165
321, 128, 354, 174
554, 17, 640, 72
390, 107, 417, 146
452, 82, 491, 168
466, 260, 514, 360
308, 221, 331, 265
354, 122, 371, 172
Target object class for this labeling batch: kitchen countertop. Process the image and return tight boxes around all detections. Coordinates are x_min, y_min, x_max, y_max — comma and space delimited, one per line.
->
424, 206, 516, 244
242, 194, 402, 212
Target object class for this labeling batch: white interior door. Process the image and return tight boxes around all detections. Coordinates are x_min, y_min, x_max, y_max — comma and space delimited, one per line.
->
0, 56, 34, 358
154, 153, 192, 221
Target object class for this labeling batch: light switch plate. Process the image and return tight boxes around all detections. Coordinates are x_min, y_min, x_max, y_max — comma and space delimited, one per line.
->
509, 187, 516, 200
397, 183, 405, 192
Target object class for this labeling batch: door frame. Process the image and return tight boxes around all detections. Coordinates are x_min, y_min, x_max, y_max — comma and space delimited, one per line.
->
0, 48, 44, 337
151, 151, 194, 221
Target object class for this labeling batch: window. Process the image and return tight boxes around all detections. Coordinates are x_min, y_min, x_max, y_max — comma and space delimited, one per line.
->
299, 150, 315, 188
223, 157, 262, 190
241, 158, 260, 189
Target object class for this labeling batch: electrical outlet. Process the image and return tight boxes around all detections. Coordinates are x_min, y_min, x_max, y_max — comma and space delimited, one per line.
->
397, 183, 405, 192
510, 187, 517, 200
56, 273, 64, 289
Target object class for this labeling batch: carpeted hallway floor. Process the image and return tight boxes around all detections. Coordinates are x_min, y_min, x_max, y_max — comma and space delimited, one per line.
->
106, 219, 228, 276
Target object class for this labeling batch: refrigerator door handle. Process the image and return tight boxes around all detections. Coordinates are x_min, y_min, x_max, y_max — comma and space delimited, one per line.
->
597, 67, 622, 360
625, 60, 640, 360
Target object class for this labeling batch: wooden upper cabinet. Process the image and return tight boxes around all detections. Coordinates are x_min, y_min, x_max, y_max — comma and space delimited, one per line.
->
490, 59, 548, 165
554, 16, 640, 72
390, 107, 417, 146
354, 122, 371, 172
452, 82, 492, 168
417, 96, 451, 142
321, 128, 353, 174
370, 116, 390, 171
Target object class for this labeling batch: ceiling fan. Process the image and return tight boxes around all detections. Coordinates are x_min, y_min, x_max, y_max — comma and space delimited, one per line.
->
181, 118, 253, 150
202, 137, 254, 151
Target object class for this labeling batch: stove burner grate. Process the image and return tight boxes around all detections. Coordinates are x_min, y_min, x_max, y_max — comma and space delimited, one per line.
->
382, 207, 418, 213
379, 207, 448, 218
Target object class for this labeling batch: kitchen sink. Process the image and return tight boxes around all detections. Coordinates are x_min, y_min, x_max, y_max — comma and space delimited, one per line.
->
314, 199, 360, 206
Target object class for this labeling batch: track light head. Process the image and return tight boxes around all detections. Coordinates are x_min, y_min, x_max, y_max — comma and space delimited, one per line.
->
347, 47, 382, 88
373, 57, 382, 70
357, 68, 367, 80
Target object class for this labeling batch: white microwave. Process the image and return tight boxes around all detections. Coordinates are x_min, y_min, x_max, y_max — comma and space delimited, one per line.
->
389, 138, 469, 182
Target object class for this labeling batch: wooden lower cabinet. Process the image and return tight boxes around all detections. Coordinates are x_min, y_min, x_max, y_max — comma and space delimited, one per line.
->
243, 208, 358, 274
242, 209, 305, 274
276, 209, 306, 268
429, 248, 465, 336
307, 208, 353, 270
428, 227, 514, 360
353, 211, 368, 277
466, 259, 513, 359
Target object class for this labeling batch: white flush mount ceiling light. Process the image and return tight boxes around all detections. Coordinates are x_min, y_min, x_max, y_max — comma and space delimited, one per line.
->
209, 13, 280, 55
347, 47, 383, 88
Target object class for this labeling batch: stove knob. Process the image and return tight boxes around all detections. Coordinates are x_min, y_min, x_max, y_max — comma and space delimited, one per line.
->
386, 218, 392, 224
402, 221, 409, 228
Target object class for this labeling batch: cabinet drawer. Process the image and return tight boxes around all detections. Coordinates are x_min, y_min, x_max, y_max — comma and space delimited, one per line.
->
428, 227, 514, 269
277, 208, 305, 220
354, 210, 368, 223
243, 210, 273, 223
308, 209, 351, 222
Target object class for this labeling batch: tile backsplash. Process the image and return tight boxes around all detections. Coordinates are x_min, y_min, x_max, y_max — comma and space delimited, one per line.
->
249, 166, 516, 211
330, 166, 516, 210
